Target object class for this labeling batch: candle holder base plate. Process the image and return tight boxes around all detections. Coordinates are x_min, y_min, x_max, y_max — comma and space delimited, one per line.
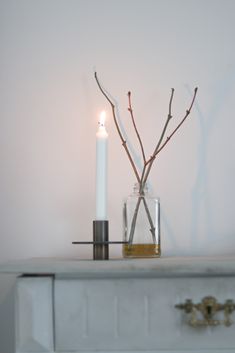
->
72, 220, 128, 260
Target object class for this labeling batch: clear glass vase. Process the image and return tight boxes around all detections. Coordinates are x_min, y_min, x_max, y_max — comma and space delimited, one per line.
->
123, 183, 161, 258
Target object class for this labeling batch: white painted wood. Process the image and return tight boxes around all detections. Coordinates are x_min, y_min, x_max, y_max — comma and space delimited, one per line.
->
15, 277, 54, 353
45, 350, 235, 353
1, 256, 235, 278
1, 257, 235, 352
12, 350, 235, 353
54, 277, 235, 351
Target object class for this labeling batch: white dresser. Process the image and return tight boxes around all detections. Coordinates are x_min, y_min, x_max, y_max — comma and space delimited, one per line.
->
1, 256, 235, 353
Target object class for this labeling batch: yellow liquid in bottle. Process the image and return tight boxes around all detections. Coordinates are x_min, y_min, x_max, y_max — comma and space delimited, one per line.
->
123, 243, 160, 258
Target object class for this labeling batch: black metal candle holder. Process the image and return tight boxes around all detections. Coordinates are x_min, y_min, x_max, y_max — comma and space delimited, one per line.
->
72, 220, 128, 260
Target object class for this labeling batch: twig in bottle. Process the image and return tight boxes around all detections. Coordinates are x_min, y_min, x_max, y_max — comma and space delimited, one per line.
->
128, 88, 175, 244
127, 91, 156, 242
129, 88, 198, 244
94, 72, 198, 247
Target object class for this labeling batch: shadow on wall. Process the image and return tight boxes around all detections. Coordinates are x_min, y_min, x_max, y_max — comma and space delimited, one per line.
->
189, 67, 235, 253
0, 274, 16, 353
151, 71, 235, 257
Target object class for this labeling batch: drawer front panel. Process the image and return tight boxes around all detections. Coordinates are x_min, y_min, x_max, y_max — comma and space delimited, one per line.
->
54, 277, 235, 351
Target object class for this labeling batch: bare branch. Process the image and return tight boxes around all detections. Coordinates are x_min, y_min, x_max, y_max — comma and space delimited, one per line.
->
94, 72, 198, 247
145, 88, 174, 167
128, 91, 146, 164
94, 72, 141, 183
143, 87, 198, 184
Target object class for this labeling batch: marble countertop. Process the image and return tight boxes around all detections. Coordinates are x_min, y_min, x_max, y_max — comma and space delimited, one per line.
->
1, 256, 235, 278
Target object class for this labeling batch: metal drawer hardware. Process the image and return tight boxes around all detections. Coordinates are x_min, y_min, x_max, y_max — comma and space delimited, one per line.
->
175, 296, 235, 327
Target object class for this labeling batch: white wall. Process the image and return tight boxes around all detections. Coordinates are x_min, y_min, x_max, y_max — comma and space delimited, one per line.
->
0, 0, 235, 351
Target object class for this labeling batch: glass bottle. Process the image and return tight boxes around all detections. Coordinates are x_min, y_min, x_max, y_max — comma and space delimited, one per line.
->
123, 183, 161, 258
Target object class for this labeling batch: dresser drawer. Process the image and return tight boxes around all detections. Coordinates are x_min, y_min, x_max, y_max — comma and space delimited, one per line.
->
54, 276, 235, 351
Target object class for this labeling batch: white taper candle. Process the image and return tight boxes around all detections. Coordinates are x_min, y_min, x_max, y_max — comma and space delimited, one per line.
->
96, 111, 108, 220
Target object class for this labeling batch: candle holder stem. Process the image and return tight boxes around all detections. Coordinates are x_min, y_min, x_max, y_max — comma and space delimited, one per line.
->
93, 220, 109, 260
